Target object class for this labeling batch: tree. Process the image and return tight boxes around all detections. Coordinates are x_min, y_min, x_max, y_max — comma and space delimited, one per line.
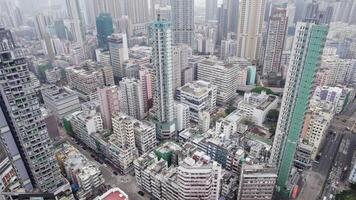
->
225, 105, 236, 115
251, 86, 275, 95
37, 63, 53, 82
266, 109, 279, 122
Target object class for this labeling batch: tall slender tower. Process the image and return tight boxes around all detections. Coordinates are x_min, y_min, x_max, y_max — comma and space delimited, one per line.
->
269, 22, 328, 196
149, 16, 176, 140
262, 7, 288, 77
205, 0, 217, 21
66, 0, 85, 46
96, 13, 114, 50
119, 78, 145, 120
108, 33, 129, 82
171, 0, 194, 46
236, 0, 266, 61
127, 0, 150, 24
0, 28, 68, 193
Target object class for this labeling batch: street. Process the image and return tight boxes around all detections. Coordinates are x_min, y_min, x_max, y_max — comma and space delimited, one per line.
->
57, 126, 149, 200
299, 100, 356, 200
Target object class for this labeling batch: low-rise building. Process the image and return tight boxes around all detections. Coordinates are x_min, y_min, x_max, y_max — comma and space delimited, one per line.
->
237, 164, 277, 200
94, 187, 129, 200
45, 67, 61, 84
237, 92, 278, 126
176, 80, 217, 122
42, 85, 81, 120
134, 142, 223, 200
66, 61, 114, 100
56, 144, 103, 200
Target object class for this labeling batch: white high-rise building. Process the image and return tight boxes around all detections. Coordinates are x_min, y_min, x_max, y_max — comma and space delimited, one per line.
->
236, 0, 266, 61
321, 47, 353, 86
108, 33, 129, 82
174, 102, 190, 132
172, 44, 191, 92
149, 16, 176, 140
66, 0, 85, 46
119, 78, 145, 120
171, 0, 194, 46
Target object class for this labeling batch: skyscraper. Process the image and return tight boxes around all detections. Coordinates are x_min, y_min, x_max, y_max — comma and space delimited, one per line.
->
108, 33, 129, 82
205, 0, 217, 21
119, 78, 145, 120
66, 0, 85, 46
96, 13, 114, 50
263, 8, 288, 77
127, 0, 150, 24
0, 28, 69, 194
171, 0, 194, 46
269, 22, 328, 196
227, 0, 239, 33
236, 0, 266, 61
149, 16, 176, 140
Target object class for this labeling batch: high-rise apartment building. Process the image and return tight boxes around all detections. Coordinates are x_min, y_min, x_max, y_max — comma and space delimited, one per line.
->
110, 113, 138, 173
97, 86, 120, 129
108, 33, 129, 82
127, 0, 150, 24
171, 0, 194, 46
119, 78, 145, 120
149, 17, 176, 140
0, 28, 70, 194
269, 22, 328, 196
321, 47, 353, 86
172, 44, 191, 92
174, 102, 190, 132
263, 8, 288, 77
226, 0, 239, 33
66, 0, 85, 46
236, 0, 266, 61
85, 0, 123, 26
205, 0, 217, 21
96, 13, 114, 50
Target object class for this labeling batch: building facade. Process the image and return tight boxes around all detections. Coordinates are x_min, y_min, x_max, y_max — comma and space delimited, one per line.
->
269, 22, 328, 195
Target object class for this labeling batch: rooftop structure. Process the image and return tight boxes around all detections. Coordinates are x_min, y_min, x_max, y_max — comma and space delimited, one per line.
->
176, 80, 217, 122
42, 85, 81, 119
94, 188, 129, 200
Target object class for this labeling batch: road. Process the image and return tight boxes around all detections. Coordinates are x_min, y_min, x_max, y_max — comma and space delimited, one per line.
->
299, 100, 356, 200
58, 126, 149, 200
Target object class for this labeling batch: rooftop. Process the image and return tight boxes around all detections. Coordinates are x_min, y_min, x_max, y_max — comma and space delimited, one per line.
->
94, 188, 129, 200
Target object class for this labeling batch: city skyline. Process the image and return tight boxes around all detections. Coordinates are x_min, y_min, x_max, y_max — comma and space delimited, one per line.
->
0, 0, 355, 200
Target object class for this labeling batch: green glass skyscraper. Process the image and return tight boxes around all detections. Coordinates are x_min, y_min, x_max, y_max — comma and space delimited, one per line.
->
96, 13, 114, 50
269, 22, 328, 197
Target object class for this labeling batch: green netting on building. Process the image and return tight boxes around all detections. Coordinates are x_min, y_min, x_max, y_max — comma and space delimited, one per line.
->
276, 24, 328, 196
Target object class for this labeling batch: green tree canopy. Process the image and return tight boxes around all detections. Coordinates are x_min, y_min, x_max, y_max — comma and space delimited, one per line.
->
251, 86, 275, 95
266, 109, 279, 122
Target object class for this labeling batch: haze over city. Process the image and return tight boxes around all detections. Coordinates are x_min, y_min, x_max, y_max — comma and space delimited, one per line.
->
0, 0, 355, 200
